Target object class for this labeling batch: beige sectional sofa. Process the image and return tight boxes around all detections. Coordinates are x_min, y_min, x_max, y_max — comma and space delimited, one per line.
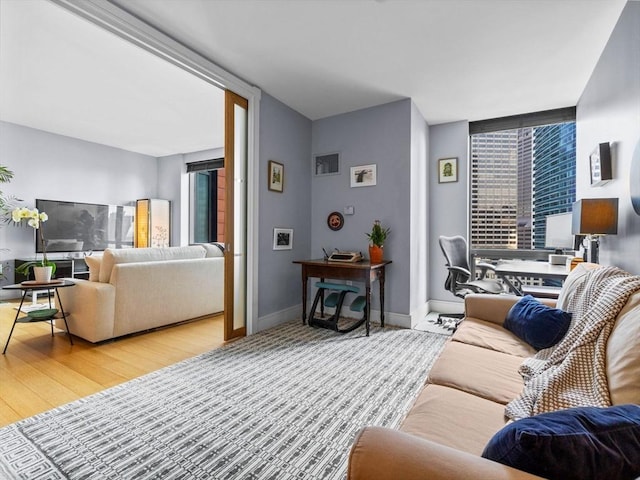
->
348, 263, 640, 479
56, 245, 224, 343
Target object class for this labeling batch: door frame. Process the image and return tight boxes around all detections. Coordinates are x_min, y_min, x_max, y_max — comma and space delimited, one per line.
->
224, 91, 249, 340
53, 0, 261, 336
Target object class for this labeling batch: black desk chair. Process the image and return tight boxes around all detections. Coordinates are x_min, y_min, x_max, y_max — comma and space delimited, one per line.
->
438, 235, 504, 320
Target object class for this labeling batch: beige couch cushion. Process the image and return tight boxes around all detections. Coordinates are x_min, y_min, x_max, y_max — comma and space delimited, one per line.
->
607, 289, 640, 405
99, 246, 206, 283
401, 384, 508, 456
453, 318, 536, 358
428, 341, 524, 405
84, 255, 102, 282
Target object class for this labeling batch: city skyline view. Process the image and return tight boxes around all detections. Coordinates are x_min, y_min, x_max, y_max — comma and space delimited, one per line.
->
470, 122, 576, 250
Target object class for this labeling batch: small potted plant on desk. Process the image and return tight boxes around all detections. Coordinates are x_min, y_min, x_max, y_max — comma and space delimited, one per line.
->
366, 220, 390, 264
12, 207, 56, 283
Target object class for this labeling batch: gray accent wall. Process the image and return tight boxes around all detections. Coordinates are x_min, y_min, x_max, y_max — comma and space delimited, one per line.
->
576, 1, 640, 275
311, 99, 412, 318
428, 121, 470, 304
258, 93, 312, 322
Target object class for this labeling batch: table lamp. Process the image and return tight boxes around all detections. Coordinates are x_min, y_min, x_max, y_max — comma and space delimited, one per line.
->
571, 198, 618, 264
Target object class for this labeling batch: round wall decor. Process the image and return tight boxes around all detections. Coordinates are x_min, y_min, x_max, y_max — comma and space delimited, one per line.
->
327, 211, 344, 231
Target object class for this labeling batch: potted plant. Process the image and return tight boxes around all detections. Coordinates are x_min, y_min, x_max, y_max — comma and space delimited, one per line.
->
0, 165, 17, 219
12, 207, 56, 282
0, 165, 20, 281
366, 220, 390, 263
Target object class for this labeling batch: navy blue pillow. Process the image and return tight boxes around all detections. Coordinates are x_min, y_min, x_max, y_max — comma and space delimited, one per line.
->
482, 405, 640, 480
504, 295, 571, 350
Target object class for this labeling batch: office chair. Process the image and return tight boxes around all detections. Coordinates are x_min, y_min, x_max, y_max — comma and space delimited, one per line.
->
438, 235, 504, 320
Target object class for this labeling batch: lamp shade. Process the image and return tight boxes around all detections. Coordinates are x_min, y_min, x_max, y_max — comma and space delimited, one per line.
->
135, 199, 171, 248
571, 198, 618, 235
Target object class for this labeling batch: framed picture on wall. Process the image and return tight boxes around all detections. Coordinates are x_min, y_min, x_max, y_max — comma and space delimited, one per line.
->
273, 228, 293, 250
268, 160, 284, 192
438, 157, 458, 183
314, 152, 340, 176
350, 164, 377, 187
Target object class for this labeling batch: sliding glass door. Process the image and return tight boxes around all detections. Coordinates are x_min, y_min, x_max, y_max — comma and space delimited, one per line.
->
224, 90, 248, 340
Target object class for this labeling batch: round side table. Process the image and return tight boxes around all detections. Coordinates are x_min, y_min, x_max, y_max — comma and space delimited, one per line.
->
2, 279, 75, 354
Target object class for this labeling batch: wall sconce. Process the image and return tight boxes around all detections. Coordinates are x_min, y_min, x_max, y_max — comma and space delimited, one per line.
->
571, 198, 618, 264
135, 199, 171, 248
589, 142, 612, 186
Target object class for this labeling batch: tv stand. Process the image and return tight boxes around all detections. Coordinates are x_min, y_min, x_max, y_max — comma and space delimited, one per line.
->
14, 257, 89, 283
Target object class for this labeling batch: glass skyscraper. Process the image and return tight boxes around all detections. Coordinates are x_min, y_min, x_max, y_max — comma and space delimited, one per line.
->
532, 122, 576, 248
470, 131, 518, 248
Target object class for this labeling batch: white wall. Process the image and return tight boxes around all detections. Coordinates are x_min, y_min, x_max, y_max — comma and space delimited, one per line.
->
576, 1, 640, 274
409, 102, 430, 320
0, 121, 158, 294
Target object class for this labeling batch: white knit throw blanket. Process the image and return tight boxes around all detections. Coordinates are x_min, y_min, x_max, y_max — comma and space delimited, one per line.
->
506, 266, 640, 421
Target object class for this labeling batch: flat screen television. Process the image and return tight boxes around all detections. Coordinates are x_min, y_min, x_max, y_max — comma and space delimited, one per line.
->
35, 199, 135, 253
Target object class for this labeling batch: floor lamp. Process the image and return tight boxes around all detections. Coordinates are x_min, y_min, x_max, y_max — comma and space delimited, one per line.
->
571, 198, 618, 264
135, 199, 171, 248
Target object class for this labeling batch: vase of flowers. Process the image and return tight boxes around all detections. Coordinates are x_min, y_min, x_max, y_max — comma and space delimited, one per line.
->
12, 207, 56, 282
366, 220, 390, 264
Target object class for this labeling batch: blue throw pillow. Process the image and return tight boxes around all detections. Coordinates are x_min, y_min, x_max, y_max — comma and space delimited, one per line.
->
482, 405, 640, 480
504, 295, 571, 350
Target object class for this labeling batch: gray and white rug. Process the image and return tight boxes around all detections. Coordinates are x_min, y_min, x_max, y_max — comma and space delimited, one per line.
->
0, 321, 447, 480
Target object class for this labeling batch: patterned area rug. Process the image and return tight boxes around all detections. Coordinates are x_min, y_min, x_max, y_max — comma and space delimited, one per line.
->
0, 321, 447, 480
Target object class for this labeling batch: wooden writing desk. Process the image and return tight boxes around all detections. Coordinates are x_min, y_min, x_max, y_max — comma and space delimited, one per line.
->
293, 259, 391, 336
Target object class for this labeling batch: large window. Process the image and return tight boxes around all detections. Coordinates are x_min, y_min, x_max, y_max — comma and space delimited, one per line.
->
188, 158, 225, 244
469, 110, 576, 251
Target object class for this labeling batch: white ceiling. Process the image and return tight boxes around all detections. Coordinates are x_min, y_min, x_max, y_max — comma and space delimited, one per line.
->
0, 0, 225, 157
0, 0, 629, 157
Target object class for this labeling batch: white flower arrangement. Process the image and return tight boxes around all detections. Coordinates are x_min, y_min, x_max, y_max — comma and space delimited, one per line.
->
12, 207, 56, 276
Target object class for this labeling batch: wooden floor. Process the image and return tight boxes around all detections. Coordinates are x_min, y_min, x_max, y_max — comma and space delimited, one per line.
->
0, 300, 226, 427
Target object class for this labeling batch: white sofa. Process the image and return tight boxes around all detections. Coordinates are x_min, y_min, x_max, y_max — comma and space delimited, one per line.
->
56, 245, 224, 343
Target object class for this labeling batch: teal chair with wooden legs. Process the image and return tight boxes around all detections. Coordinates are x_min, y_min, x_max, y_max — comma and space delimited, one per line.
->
308, 281, 367, 333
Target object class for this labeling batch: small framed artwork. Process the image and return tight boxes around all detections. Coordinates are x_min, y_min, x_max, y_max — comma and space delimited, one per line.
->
268, 160, 284, 193
350, 164, 377, 188
438, 157, 458, 183
314, 152, 340, 176
273, 228, 293, 250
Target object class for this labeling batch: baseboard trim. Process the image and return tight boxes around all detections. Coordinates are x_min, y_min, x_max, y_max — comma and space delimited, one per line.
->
428, 299, 464, 315
375, 310, 411, 329
257, 304, 412, 331
257, 304, 302, 332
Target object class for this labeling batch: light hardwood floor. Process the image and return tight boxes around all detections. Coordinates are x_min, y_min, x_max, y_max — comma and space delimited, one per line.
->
0, 300, 226, 427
